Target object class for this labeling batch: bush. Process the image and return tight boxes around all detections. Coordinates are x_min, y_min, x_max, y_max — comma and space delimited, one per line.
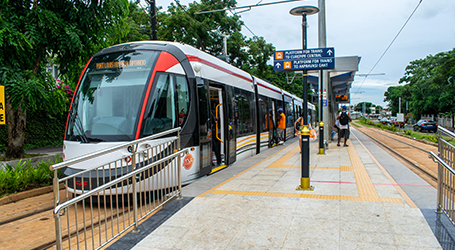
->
426, 135, 439, 143
0, 154, 63, 198
0, 109, 67, 152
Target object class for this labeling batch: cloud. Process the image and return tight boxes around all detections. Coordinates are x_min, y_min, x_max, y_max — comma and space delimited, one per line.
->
149, 0, 455, 108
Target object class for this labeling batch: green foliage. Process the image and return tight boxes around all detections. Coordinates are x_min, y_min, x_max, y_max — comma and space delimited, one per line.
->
0, 0, 129, 157
393, 48, 455, 119
353, 102, 377, 114
426, 135, 439, 143
117, 1, 151, 43
158, 0, 240, 55
149, 1, 289, 96
359, 117, 376, 126
359, 117, 397, 132
0, 109, 66, 153
357, 118, 440, 144
0, 155, 63, 198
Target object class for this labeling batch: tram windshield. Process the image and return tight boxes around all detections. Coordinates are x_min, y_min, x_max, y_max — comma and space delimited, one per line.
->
66, 51, 159, 142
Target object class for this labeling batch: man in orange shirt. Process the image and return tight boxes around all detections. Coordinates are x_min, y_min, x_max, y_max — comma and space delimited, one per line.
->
277, 108, 286, 144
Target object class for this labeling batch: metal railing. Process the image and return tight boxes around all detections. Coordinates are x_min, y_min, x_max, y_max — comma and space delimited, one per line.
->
430, 126, 455, 225
50, 128, 187, 250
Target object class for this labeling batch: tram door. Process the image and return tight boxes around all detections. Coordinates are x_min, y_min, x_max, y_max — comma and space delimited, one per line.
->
209, 87, 226, 167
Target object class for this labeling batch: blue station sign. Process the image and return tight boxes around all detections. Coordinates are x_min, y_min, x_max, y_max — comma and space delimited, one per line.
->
273, 48, 335, 71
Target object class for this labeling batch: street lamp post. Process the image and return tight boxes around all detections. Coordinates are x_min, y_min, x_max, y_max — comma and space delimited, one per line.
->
146, 0, 157, 40
290, 6, 319, 191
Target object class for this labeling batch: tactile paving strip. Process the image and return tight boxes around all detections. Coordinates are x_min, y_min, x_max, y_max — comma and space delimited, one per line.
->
200, 141, 403, 204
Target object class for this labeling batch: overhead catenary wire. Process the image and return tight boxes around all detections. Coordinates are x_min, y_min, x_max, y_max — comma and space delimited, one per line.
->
228, 10, 258, 38
354, 0, 423, 95
174, 0, 212, 33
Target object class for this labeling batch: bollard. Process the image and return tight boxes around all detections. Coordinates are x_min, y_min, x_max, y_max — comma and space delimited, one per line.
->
317, 121, 325, 155
296, 125, 314, 191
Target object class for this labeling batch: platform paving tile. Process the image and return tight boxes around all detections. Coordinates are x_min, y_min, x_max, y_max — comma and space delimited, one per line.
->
130, 139, 442, 250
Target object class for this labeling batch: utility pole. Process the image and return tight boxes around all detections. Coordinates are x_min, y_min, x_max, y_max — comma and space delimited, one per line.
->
318, 0, 329, 148
146, 0, 157, 40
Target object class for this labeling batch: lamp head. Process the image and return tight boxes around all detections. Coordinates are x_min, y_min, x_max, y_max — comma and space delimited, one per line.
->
290, 6, 319, 16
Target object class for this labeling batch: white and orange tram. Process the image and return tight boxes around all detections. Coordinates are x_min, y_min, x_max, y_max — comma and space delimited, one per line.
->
63, 41, 316, 191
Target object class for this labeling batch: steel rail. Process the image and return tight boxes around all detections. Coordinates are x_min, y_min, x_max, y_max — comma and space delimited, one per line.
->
357, 125, 433, 154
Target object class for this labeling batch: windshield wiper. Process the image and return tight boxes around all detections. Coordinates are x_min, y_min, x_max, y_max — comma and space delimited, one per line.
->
68, 106, 89, 143
86, 137, 105, 142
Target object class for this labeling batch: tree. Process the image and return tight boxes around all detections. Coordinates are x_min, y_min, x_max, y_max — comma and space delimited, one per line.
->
398, 48, 455, 119
118, 2, 151, 43
158, 0, 240, 55
384, 86, 404, 115
154, 0, 291, 95
0, 0, 129, 158
245, 36, 275, 79
354, 102, 375, 114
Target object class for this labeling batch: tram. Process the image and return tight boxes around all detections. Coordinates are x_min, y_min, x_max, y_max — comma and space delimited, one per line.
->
63, 41, 316, 191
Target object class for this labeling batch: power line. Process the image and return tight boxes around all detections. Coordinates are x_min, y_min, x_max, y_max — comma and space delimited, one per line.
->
174, 0, 212, 33
228, 9, 258, 38
354, 0, 423, 95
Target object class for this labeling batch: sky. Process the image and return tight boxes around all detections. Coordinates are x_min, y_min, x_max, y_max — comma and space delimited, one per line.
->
147, 0, 455, 107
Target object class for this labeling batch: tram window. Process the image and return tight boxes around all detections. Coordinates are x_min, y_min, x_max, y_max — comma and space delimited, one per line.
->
142, 73, 176, 135
176, 75, 189, 126
285, 101, 293, 127
234, 89, 256, 136
258, 97, 268, 132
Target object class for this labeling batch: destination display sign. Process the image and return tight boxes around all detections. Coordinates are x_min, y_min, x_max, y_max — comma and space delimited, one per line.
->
273, 48, 335, 71
335, 94, 349, 103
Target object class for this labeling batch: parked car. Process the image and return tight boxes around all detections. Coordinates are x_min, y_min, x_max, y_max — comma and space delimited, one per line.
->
391, 117, 405, 128
379, 117, 391, 125
413, 119, 438, 133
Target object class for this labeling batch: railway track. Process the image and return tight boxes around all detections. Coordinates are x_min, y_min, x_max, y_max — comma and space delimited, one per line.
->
353, 123, 438, 187
0, 188, 167, 250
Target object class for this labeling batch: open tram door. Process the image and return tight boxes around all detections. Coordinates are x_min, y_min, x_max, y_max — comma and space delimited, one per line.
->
209, 86, 228, 171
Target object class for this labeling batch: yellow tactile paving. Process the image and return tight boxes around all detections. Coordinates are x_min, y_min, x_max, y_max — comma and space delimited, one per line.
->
197, 142, 299, 198
211, 190, 402, 203
351, 132, 418, 208
201, 139, 405, 204
340, 165, 354, 171
269, 165, 340, 170
347, 143, 381, 200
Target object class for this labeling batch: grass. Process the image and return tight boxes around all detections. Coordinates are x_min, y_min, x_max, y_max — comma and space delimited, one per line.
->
354, 117, 442, 145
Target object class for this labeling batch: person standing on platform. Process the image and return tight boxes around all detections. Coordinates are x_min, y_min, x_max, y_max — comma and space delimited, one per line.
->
294, 112, 304, 152
336, 105, 351, 147
266, 109, 277, 147
277, 108, 286, 144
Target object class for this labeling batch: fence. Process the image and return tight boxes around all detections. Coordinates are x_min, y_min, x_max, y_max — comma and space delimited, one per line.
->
50, 128, 187, 250
422, 114, 454, 129
430, 126, 455, 225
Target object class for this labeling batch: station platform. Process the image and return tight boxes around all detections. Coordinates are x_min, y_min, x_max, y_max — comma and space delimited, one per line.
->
108, 127, 455, 249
